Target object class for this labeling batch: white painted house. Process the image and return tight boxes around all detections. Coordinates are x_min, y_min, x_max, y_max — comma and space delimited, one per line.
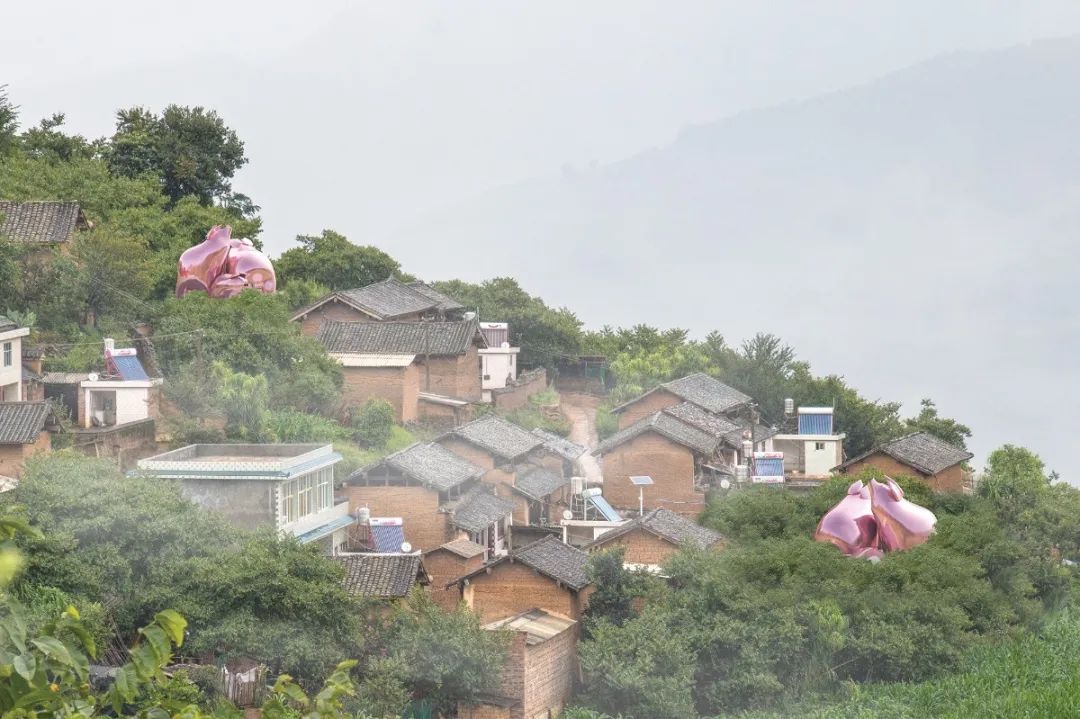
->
78, 339, 162, 429
0, 318, 30, 402
771, 406, 845, 483
478, 322, 520, 402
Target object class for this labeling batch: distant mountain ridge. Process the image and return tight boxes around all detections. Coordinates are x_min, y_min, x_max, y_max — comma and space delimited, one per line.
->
390, 36, 1080, 479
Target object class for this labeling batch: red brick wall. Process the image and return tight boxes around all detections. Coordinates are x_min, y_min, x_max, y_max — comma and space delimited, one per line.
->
615, 388, 682, 429
347, 485, 451, 552
600, 432, 705, 517
298, 301, 375, 337
419, 346, 482, 401
522, 624, 577, 719
424, 549, 485, 611
458, 704, 512, 719
492, 368, 548, 412
590, 528, 680, 566
464, 561, 585, 623
840, 453, 967, 493
339, 364, 419, 423
0, 431, 50, 478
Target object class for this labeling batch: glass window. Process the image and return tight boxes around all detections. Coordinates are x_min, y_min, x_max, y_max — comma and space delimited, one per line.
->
3, 342, 11, 367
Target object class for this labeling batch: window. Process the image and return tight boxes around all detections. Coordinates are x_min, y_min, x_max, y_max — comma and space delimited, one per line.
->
815, 442, 826, 451
3, 342, 11, 367
281, 468, 335, 525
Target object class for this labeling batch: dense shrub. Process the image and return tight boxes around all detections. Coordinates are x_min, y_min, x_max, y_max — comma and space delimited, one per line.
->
351, 399, 396, 448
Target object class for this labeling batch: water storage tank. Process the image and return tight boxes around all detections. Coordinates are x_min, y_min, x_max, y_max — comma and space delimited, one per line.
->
356, 506, 371, 524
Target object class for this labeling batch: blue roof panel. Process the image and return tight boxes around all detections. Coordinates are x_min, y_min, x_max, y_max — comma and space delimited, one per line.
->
753, 457, 785, 476
588, 494, 622, 522
799, 413, 833, 435
371, 524, 406, 553
112, 354, 149, 381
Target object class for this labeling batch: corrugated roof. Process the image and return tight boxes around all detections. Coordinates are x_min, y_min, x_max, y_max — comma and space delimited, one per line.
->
449, 415, 545, 460
357, 442, 484, 492
837, 432, 973, 476
336, 554, 426, 598
0, 201, 85, 244
514, 465, 569, 500
428, 537, 487, 559
451, 487, 515, 533
0, 402, 54, 444
485, 608, 576, 645
611, 373, 751, 416
587, 508, 724, 551
316, 318, 481, 356
531, 428, 586, 461
594, 410, 719, 456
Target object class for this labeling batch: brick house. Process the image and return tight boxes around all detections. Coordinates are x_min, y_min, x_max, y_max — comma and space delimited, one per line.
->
584, 508, 725, 570
334, 553, 430, 604
0, 401, 57, 478
446, 486, 516, 558
459, 609, 579, 719
315, 318, 486, 421
291, 277, 464, 336
610, 373, 752, 430
347, 441, 486, 553
511, 465, 571, 526
834, 431, 974, 493
423, 538, 487, 611
662, 401, 777, 470
450, 535, 593, 623
0, 200, 90, 254
593, 411, 721, 517
530, 428, 586, 477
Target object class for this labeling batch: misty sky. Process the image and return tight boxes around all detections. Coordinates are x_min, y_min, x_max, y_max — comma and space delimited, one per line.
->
6, 1, 1080, 475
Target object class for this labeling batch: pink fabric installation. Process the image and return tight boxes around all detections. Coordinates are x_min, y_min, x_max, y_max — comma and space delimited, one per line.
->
814, 477, 936, 557
176, 225, 277, 299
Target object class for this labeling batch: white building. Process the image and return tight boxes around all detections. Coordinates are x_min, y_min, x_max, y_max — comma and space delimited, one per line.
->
0, 318, 30, 402
771, 406, 845, 483
478, 322, 520, 402
78, 341, 162, 429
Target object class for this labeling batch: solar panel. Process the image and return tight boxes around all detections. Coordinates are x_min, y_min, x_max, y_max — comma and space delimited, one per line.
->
111, 354, 149, 381
586, 493, 622, 522
629, 475, 654, 486
371, 523, 406, 553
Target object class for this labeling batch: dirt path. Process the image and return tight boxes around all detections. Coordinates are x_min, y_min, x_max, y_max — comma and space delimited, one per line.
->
560, 392, 604, 485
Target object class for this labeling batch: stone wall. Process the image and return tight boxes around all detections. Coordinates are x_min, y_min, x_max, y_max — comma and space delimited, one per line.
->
492, 368, 547, 412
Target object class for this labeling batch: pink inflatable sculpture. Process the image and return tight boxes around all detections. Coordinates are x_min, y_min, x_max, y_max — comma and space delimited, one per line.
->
814, 477, 935, 558
176, 226, 277, 299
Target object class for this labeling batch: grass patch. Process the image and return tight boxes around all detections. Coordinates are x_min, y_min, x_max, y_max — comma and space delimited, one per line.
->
502, 387, 572, 436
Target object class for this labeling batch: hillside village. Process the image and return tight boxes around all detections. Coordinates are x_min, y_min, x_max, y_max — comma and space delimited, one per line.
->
0, 92, 1076, 719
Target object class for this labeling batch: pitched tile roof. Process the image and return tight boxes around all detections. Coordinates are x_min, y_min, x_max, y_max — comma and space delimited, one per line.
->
450, 487, 515, 533
836, 431, 974, 476
406, 282, 464, 312
316, 318, 482, 356
448, 415, 545, 460
531, 428, 586, 461
611, 373, 752, 416
40, 372, 90, 384
723, 416, 780, 448
338, 278, 441, 319
428, 537, 487, 559
663, 402, 741, 439
512, 536, 591, 590
0, 201, 86, 244
586, 508, 724, 551
335, 554, 426, 598
355, 442, 484, 491
0, 315, 19, 332
514, 465, 569, 500
0, 402, 54, 444
594, 410, 719, 456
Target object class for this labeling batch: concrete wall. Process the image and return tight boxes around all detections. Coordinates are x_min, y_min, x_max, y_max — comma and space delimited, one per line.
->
0, 431, 50, 478
339, 364, 419, 422
0, 335, 23, 394
81, 384, 155, 428
600, 432, 704, 517
841, 453, 969, 493
178, 478, 277, 531
491, 368, 547, 412
615, 388, 682, 429
347, 484, 452, 552
480, 349, 518, 391
464, 561, 587, 623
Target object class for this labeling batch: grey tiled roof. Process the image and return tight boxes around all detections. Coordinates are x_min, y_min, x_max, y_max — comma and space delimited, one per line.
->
406, 282, 464, 312
514, 465, 569, 500
0, 402, 54, 444
335, 554, 425, 598
664, 402, 741, 439
450, 487, 515, 533
594, 410, 719, 456
513, 535, 591, 590
723, 416, 780, 448
0, 201, 85, 244
40, 372, 90, 385
531, 428, 585, 461
338, 278, 440, 319
316, 318, 481, 355
0, 315, 18, 332
838, 431, 973, 476
429, 537, 487, 559
587, 508, 724, 551
358, 442, 484, 491
450, 415, 544, 460
612, 373, 751, 416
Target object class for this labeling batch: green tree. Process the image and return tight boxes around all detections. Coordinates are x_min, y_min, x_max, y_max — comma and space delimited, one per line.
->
212, 362, 272, 441
0, 84, 17, 156
19, 112, 99, 162
583, 547, 649, 630
905, 398, 972, 449
108, 104, 249, 209
351, 399, 396, 448
978, 444, 1049, 502
71, 228, 155, 326
275, 229, 403, 291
